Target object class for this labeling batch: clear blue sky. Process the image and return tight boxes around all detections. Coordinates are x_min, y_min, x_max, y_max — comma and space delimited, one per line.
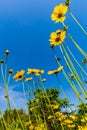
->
0, 0, 87, 112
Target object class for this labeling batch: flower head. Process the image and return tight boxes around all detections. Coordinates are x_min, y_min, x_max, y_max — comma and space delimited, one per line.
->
8, 69, 14, 74
49, 30, 66, 46
5, 50, 10, 56
27, 68, 44, 76
13, 70, 25, 81
48, 66, 63, 75
51, 3, 68, 23
25, 77, 33, 82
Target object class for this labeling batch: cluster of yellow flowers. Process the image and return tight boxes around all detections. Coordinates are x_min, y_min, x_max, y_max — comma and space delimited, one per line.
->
13, 68, 44, 82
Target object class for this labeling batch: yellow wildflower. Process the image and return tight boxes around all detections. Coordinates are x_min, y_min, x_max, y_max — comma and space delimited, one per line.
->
25, 121, 32, 126
51, 104, 59, 109
47, 115, 53, 119
13, 70, 25, 81
64, 119, 73, 124
35, 69, 44, 76
51, 3, 68, 23
49, 30, 66, 46
70, 73, 75, 78
25, 77, 33, 82
5, 50, 9, 56
48, 66, 63, 75
8, 69, 14, 74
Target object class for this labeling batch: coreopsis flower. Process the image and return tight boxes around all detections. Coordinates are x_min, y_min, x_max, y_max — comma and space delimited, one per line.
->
13, 70, 25, 81
25, 77, 33, 82
65, 0, 70, 6
49, 30, 66, 46
35, 69, 44, 76
0, 59, 4, 63
47, 115, 53, 119
5, 50, 9, 56
51, 3, 68, 23
27, 68, 44, 76
8, 69, 14, 74
70, 73, 74, 78
48, 66, 63, 75
27, 68, 36, 74
82, 58, 86, 64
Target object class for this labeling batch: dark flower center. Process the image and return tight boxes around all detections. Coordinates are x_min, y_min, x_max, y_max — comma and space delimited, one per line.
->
58, 13, 63, 18
18, 75, 23, 79
55, 37, 61, 42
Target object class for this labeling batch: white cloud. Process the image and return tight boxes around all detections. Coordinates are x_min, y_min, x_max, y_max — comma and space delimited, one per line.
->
0, 85, 27, 113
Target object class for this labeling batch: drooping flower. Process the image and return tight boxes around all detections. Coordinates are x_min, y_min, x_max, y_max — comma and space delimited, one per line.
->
51, 3, 68, 23
48, 66, 63, 75
49, 30, 66, 46
13, 70, 25, 81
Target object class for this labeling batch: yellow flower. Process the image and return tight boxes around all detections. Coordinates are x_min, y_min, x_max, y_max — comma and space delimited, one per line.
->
13, 70, 25, 81
51, 104, 59, 109
8, 69, 14, 74
69, 115, 77, 120
48, 66, 63, 75
67, 124, 75, 128
49, 30, 66, 46
64, 119, 73, 124
35, 69, 44, 76
78, 126, 87, 130
41, 78, 46, 82
5, 49, 10, 56
27, 68, 44, 76
25, 121, 32, 126
51, 3, 68, 23
27, 68, 36, 74
47, 115, 53, 119
70, 73, 74, 78
25, 77, 33, 82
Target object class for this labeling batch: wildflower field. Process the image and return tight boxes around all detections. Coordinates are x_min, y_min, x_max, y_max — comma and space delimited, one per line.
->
0, 0, 87, 130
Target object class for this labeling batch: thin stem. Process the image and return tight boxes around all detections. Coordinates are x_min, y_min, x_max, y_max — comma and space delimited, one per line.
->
52, 48, 84, 102
69, 8, 87, 36
67, 45, 87, 76
68, 33, 87, 59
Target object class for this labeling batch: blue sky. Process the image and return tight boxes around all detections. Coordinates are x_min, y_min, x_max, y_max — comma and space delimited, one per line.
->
0, 0, 87, 112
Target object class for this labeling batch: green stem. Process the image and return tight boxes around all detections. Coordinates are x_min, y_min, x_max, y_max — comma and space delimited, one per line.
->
22, 81, 28, 114
61, 44, 87, 97
66, 45, 87, 76
69, 8, 87, 36
68, 33, 87, 59
52, 48, 84, 102
9, 97, 25, 130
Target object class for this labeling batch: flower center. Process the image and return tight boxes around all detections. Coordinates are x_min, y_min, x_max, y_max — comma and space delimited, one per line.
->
58, 13, 63, 18
18, 75, 23, 79
55, 37, 61, 42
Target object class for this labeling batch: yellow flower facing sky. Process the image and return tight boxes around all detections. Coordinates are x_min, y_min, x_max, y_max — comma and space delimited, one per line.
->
13, 70, 25, 81
49, 30, 66, 46
51, 3, 68, 23
27, 68, 44, 76
48, 66, 63, 75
